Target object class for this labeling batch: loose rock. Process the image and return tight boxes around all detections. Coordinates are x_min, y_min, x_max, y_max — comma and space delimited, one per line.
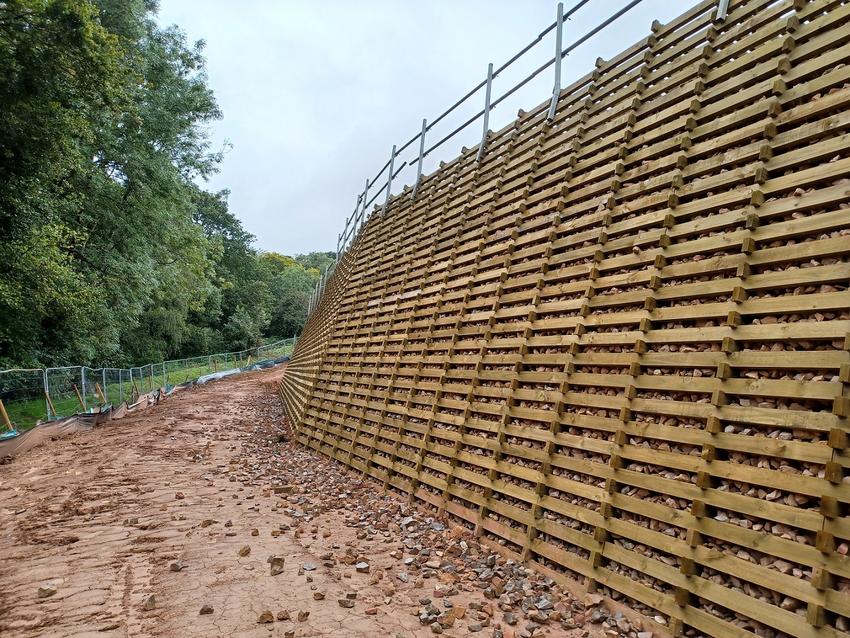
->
37, 582, 58, 598
257, 610, 274, 624
269, 555, 285, 576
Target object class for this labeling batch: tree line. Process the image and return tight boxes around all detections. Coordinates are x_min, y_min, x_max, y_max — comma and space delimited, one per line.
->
0, 0, 331, 369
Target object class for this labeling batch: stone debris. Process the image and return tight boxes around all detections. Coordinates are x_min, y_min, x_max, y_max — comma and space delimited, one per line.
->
257, 610, 274, 624
199, 604, 214, 615
37, 582, 58, 598
268, 555, 285, 576
142, 594, 156, 611
237, 545, 250, 557
227, 408, 625, 638
169, 560, 184, 572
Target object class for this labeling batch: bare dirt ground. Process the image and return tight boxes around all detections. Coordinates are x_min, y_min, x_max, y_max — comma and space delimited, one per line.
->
0, 367, 638, 638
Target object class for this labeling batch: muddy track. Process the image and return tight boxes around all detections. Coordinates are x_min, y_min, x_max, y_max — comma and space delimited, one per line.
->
0, 368, 621, 638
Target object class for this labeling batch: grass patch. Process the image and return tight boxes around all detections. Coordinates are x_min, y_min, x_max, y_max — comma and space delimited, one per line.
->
2, 349, 292, 433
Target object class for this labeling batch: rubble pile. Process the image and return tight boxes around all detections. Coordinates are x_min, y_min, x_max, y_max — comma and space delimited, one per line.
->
223, 410, 655, 638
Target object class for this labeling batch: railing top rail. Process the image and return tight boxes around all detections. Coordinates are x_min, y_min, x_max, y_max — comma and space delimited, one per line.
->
318, 0, 666, 314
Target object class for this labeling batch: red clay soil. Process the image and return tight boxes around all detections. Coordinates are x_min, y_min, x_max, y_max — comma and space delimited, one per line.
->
0, 367, 640, 638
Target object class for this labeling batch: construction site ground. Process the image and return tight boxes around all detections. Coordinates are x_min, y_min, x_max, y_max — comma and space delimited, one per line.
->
0, 367, 644, 638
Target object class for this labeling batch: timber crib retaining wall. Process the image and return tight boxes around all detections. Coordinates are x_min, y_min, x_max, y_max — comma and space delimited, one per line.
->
280, 0, 850, 636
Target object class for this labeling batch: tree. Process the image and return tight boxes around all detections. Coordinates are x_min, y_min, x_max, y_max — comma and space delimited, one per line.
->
295, 251, 336, 274
0, 1, 330, 368
0, 0, 125, 365
268, 265, 316, 338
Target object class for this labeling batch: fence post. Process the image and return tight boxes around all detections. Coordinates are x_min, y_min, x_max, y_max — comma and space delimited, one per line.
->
716, 0, 730, 20
547, 2, 564, 121
382, 145, 397, 215
43, 369, 50, 418
476, 63, 494, 162
81, 367, 87, 411
342, 196, 358, 254
411, 118, 427, 200
102, 369, 107, 404
338, 198, 358, 258
356, 177, 369, 233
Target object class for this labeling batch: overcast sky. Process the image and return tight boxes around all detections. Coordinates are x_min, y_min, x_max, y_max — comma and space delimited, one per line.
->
156, 1, 685, 256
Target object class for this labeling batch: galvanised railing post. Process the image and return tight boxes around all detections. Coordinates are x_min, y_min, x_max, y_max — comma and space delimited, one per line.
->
356, 177, 369, 233
338, 195, 358, 257
547, 2, 564, 121
382, 145, 397, 215
476, 63, 494, 162
411, 118, 427, 200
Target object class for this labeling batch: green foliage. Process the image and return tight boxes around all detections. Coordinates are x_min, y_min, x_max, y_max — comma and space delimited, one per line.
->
266, 260, 317, 338
294, 251, 336, 273
0, 0, 330, 368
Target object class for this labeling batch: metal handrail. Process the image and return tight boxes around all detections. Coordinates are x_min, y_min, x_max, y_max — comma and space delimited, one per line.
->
318, 0, 724, 315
